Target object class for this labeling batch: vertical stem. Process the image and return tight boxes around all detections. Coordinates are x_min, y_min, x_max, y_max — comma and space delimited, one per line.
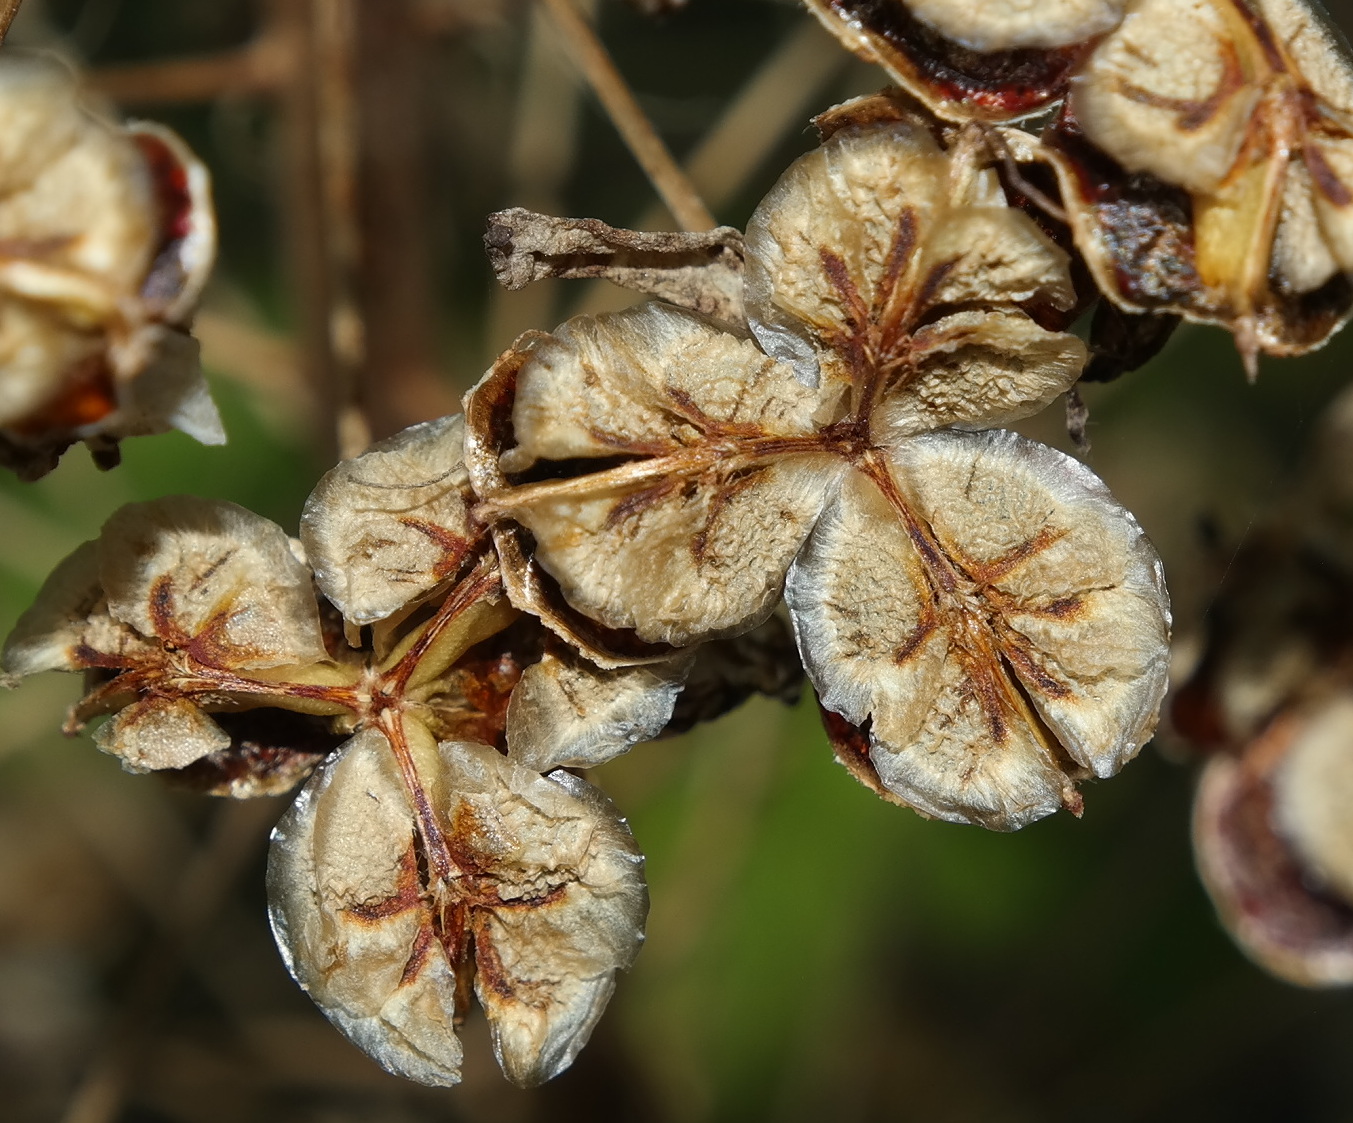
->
537, 0, 715, 232
0, 0, 22, 44
353, 0, 457, 438
269, 0, 343, 463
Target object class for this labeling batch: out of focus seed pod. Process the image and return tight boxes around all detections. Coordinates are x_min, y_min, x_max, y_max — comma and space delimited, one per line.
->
0, 52, 221, 478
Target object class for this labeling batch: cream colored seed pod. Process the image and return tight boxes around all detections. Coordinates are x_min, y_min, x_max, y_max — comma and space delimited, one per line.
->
0, 52, 221, 477
468, 118, 1170, 830
1054, 0, 1353, 366
267, 726, 649, 1088
2, 496, 333, 773
1195, 698, 1353, 987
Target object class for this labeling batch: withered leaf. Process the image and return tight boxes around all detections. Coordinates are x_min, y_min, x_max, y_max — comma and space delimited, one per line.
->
485, 208, 746, 324
787, 429, 1169, 830
268, 724, 647, 1088
302, 415, 481, 627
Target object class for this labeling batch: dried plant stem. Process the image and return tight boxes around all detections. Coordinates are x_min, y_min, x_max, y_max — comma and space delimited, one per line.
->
537, 0, 714, 232
88, 37, 288, 104
0, 0, 22, 44
645, 20, 844, 222
352, 0, 457, 438
575, 21, 844, 316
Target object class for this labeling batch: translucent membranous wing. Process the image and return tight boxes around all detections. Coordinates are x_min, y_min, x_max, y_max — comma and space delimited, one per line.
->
0, 52, 221, 477
268, 728, 647, 1087
467, 303, 844, 648
301, 415, 481, 626
743, 119, 1083, 430
787, 429, 1169, 831
1195, 699, 1353, 987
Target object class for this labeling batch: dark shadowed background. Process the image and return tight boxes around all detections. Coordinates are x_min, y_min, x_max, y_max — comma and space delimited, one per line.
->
1, 1, 1352, 1120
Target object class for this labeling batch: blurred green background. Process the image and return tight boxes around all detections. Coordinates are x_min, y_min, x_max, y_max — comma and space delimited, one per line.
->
2, 1, 1353, 1120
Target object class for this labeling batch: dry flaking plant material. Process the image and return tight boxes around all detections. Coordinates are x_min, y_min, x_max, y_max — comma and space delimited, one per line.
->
1194, 697, 1353, 986
268, 729, 647, 1088
2, 413, 797, 1083
801, 0, 1126, 122
486, 208, 747, 325
0, 51, 222, 479
468, 117, 1171, 831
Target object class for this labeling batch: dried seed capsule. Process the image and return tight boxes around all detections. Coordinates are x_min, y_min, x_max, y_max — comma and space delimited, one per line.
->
2, 496, 337, 772
301, 415, 481, 628
787, 430, 1169, 831
468, 117, 1169, 827
506, 645, 688, 772
742, 117, 1083, 418
1025, 0, 1353, 367
1194, 697, 1353, 987
267, 726, 648, 1087
468, 302, 845, 650
0, 52, 221, 477
801, 0, 1122, 122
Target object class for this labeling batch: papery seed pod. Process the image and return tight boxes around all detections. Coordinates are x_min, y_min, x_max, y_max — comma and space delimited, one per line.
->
506, 644, 688, 771
467, 304, 844, 651
267, 726, 648, 1087
2, 496, 339, 773
1194, 697, 1353, 986
469, 115, 1169, 828
742, 117, 1084, 416
802, 0, 1125, 122
0, 52, 221, 478
301, 415, 482, 631
787, 429, 1170, 830
1019, 0, 1353, 368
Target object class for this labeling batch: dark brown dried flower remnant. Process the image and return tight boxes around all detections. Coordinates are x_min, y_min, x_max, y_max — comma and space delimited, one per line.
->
802, 0, 1126, 122
0, 52, 221, 478
468, 118, 1171, 831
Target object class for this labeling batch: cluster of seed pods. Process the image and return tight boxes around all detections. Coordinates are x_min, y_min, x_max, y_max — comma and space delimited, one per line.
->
2, 0, 1352, 1089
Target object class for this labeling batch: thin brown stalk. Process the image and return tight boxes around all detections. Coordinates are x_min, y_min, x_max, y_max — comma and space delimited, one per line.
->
87, 37, 288, 104
0, 0, 22, 44
574, 21, 845, 316
269, 0, 343, 462
537, 0, 714, 232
